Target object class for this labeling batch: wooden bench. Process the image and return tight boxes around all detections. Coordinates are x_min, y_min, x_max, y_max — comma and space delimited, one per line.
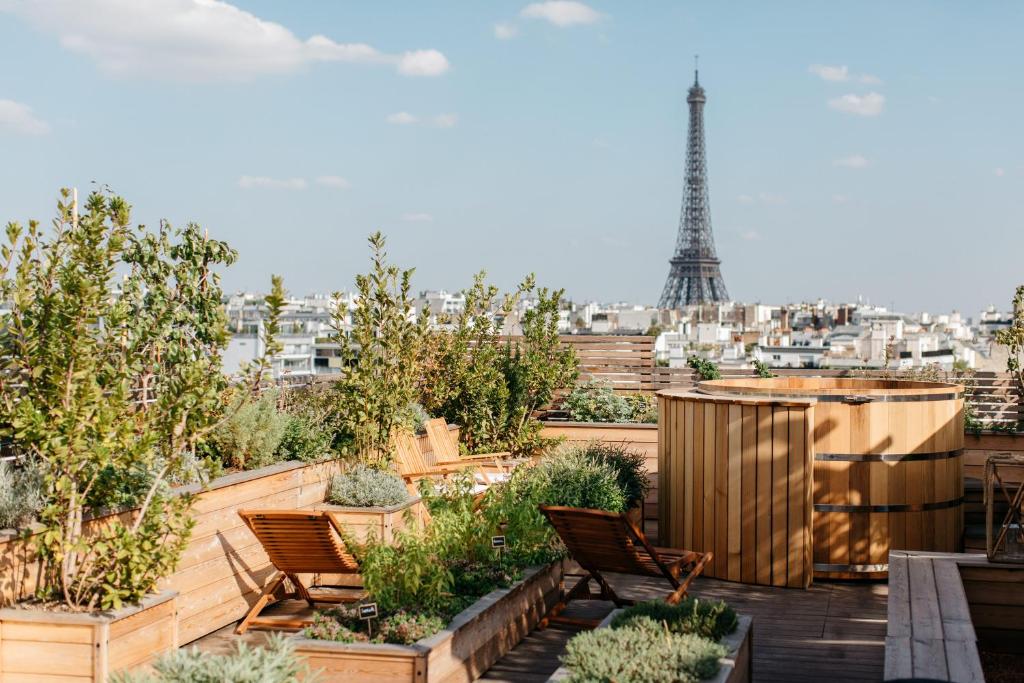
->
885, 551, 987, 682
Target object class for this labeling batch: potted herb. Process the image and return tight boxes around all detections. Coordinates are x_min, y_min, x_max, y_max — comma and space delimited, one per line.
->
313, 465, 424, 543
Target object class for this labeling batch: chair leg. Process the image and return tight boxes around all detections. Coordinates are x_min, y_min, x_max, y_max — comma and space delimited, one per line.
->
666, 552, 713, 606
538, 572, 595, 629
592, 569, 632, 608
236, 571, 287, 635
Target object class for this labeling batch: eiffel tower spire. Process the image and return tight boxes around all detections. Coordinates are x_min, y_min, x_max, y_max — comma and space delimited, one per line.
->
658, 61, 729, 309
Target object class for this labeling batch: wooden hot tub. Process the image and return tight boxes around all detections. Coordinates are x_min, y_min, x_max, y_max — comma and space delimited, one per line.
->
659, 377, 965, 581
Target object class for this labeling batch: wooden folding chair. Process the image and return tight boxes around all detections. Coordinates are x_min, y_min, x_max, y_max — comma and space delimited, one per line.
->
538, 505, 712, 628
236, 510, 364, 634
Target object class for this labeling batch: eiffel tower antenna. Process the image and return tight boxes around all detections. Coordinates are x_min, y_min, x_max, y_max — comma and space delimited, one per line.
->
658, 62, 729, 309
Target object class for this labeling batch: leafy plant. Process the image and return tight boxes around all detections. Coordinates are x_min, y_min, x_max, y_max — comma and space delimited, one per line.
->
533, 450, 629, 512
304, 605, 446, 645
687, 355, 721, 380
561, 619, 727, 683
995, 284, 1024, 430
0, 190, 246, 610
419, 272, 577, 456
563, 382, 657, 424
276, 383, 339, 461
568, 442, 650, 509
114, 633, 312, 683
331, 233, 428, 466
327, 465, 410, 508
752, 359, 774, 378
610, 598, 738, 641
209, 389, 289, 471
0, 459, 44, 529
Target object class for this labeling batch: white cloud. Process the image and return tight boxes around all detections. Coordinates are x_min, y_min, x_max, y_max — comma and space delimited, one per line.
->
494, 22, 518, 39
740, 230, 761, 241
315, 175, 350, 189
520, 1, 602, 26
994, 167, 1005, 177
808, 64, 881, 85
0, 99, 50, 135
808, 64, 849, 82
828, 92, 885, 117
402, 212, 434, 222
0, 0, 450, 82
396, 49, 450, 77
833, 154, 869, 169
386, 111, 418, 125
432, 113, 458, 128
238, 176, 306, 190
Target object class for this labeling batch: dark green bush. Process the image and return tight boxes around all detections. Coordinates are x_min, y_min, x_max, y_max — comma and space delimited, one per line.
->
210, 390, 289, 470
563, 382, 657, 424
687, 355, 721, 380
624, 392, 658, 423
561, 619, 727, 683
567, 442, 650, 510
610, 598, 738, 641
534, 450, 628, 512
328, 465, 410, 508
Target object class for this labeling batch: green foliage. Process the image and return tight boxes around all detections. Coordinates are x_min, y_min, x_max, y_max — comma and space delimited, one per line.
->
531, 450, 629, 512
327, 465, 410, 508
996, 285, 1024, 429
752, 359, 775, 378
610, 598, 739, 641
114, 633, 312, 683
568, 442, 650, 509
0, 460, 43, 529
209, 390, 289, 471
687, 355, 721, 380
561, 619, 727, 683
0, 190, 238, 610
304, 605, 446, 645
563, 382, 657, 424
419, 272, 578, 456
277, 384, 339, 461
331, 233, 428, 466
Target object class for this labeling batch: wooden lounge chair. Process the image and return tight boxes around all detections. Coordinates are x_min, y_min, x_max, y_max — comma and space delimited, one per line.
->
393, 429, 485, 484
236, 509, 364, 634
424, 418, 513, 474
538, 505, 712, 628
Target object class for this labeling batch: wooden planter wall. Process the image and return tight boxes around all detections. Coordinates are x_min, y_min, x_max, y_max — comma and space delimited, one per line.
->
0, 591, 177, 682
293, 562, 562, 683
658, 391, 815, 588
0, 429, 445, 650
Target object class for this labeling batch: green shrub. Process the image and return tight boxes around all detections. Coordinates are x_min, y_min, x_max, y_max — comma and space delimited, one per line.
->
561, 618, 727, 683
0, 460, 43, 529
687, 355, 721, 380
277, 383, 338, 461
610, 598, 738, 641
304, 606, 446, 645
328, 465, 410, 508
624, 393, 658, 423
276, 415, 332, 462
752, 359, 774, 378
419, 272, 578, 457
564, 382, 631, 422
534, 450, 628, 512
114, 633, 312, 682
567, 442, 650, 510
210, 390, 289, 471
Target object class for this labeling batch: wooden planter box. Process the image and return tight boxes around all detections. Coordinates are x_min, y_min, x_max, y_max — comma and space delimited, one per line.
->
0, 590, 177, 682
292, 561, 562, 682
546, 610, 753, 683
312, 497, 424, 544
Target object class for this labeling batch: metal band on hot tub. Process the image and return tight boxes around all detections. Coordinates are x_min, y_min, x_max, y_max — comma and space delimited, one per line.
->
815, 448, 963, 463
813, 496, 963, 514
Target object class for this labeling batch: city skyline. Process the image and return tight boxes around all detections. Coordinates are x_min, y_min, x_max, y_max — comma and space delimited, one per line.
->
0, 2, 1021, 314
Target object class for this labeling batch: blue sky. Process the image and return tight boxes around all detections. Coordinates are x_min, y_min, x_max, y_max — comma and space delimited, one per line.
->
0, 1, 1021, 317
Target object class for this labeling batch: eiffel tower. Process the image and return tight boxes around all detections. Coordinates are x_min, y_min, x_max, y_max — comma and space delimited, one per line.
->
658, 62, 729, 309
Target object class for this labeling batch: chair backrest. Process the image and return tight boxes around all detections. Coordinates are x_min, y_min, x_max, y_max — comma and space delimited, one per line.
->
239, 510, 359, 575
425, 419, 461, 464
539, 505, 663, 577
393, 430, 432, 475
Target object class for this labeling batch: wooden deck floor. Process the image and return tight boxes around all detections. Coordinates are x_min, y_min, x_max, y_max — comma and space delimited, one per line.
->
190, 575, 888, 682
484, 573, 888, 683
